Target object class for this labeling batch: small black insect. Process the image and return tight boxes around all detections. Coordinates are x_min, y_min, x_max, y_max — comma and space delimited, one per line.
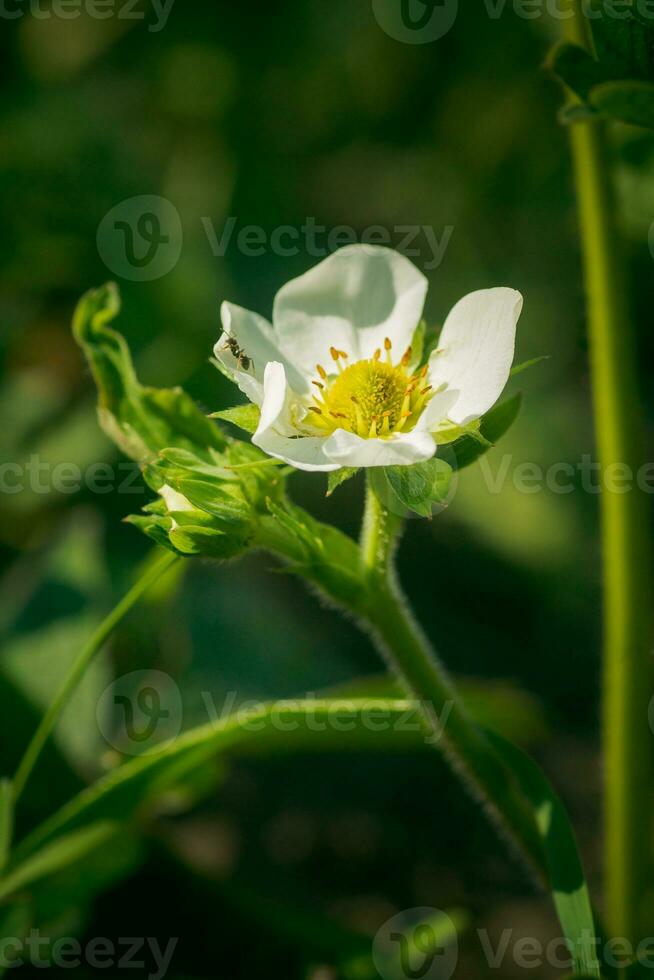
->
221, 335, 253, 372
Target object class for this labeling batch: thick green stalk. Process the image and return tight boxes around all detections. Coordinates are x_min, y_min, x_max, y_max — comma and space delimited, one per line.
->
358, 479, 546, 880
564, 3, 653, 940
13, 550, 179, 804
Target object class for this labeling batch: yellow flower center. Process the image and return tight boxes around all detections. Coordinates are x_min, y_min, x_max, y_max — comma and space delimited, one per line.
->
305, 339, 433, 439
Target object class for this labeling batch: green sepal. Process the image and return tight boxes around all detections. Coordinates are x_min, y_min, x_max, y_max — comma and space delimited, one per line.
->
326, 468, 359, 497
375, 458, 453, 519
409, 319, 426, 369
211, 403, 261, 435
169, 525, 249, 559
124, 514, 178, 553
449, 393, 522, 471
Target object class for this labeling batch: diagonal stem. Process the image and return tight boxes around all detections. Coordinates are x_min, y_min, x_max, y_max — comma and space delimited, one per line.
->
12, 550, 180, 805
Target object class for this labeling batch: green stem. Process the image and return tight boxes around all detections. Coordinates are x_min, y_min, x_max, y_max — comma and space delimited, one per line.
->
564, 3, 653, 941
12, 550, 180, 805
359, 476, 546, 880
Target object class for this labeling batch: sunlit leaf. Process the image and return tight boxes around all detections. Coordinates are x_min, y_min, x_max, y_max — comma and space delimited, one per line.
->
211, 403, 261, 434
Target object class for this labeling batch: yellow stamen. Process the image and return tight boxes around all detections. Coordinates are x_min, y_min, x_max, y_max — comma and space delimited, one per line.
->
316, 364, 327, 380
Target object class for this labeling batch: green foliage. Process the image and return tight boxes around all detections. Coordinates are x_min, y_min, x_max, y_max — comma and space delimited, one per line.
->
549, 5, 654, 129
486, 731, 600, 979
211, 403, 262, 434
11, 697, 598, 980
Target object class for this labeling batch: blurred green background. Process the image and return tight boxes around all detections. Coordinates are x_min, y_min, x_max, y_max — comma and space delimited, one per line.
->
2, 1, 654, 977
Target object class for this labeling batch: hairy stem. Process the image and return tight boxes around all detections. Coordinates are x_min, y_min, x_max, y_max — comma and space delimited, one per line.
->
564, 2, 653, 940
13, 550, 180, 804
359, 476, 545, 880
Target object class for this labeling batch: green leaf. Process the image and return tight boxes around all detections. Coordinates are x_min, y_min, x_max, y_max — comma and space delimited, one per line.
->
14, 697, 597, 980
590, 79, 654, 128
485, 731, 600, 979
0, 780, 12, 872
383, 458, 453, 518
211, 403, 261, 434
450, 393, 522, 470
73, 283, 226, 463
0, 822, 119, 903
14, 699, 426, 861
326, 467, 359, 497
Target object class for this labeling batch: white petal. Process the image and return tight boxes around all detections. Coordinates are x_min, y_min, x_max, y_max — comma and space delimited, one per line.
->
428, 288, 523, 425
323, 429, 436, 468
214, 302, 308, 405
273, 245, 428, 375
252, 361, 338, 472
415, 388, 459, 432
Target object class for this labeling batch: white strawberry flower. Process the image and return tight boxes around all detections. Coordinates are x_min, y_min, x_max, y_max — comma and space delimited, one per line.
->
214, 245, 523, 473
